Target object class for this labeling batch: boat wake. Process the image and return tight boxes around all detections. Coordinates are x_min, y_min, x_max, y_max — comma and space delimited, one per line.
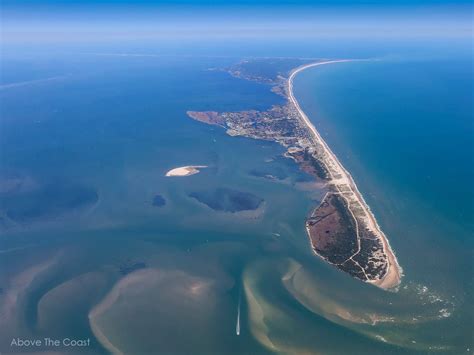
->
236, 288, 241, 336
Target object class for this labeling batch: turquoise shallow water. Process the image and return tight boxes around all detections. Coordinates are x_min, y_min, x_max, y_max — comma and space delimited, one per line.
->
0, 42, 472, 354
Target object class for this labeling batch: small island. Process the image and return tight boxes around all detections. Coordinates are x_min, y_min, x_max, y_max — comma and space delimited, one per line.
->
165, 165, 207, 177
187, 59, 401, 289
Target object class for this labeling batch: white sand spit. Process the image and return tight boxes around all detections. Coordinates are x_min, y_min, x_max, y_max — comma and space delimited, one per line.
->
165, 165, 207, 177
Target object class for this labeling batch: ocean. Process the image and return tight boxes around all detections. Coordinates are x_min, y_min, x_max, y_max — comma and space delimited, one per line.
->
0, 40, 472, 354
293, 56, 473, 352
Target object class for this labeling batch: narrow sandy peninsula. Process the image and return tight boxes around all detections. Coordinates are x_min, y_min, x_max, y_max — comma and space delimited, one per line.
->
289, 61, 401, 289
187, 59, 402, 289
165, 165, 207, 177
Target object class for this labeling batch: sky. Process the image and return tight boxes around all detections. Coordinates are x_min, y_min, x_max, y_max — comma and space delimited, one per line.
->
1, 0, 472, 43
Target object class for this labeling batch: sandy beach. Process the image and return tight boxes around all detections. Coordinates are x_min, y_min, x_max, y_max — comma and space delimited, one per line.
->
288, 60, 402, 289
165, 165, 207, 177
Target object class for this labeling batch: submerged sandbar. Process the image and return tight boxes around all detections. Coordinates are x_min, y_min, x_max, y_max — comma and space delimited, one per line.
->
189, 188, 263, 213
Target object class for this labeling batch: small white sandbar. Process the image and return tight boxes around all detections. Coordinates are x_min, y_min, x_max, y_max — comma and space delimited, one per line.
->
165, 165, 207, 177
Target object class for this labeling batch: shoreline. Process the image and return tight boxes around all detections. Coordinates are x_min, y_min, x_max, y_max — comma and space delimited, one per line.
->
288, 60, 402, 289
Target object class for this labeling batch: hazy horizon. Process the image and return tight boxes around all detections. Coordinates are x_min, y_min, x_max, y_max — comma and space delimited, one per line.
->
2, 1, 472, 43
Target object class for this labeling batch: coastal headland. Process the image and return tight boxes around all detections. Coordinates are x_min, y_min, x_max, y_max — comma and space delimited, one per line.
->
187, 59, 401, 289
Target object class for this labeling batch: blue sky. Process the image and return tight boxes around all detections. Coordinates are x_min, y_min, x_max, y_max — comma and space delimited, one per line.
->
2, 0, 472, 42
2, 0, 472, 4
